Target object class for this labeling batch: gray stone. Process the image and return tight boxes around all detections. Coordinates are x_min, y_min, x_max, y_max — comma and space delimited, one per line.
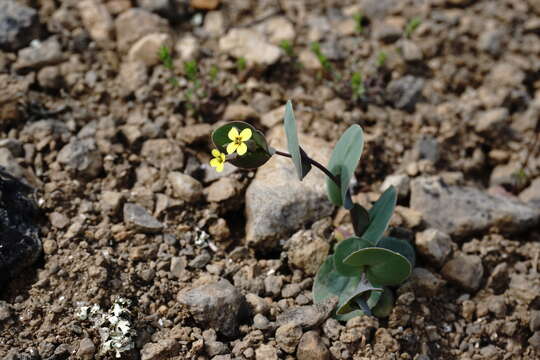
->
170, 256, 186, 279
520, 178, 540, 207
178, 279, 245, 337
168, 172, 203, 203
415, 229, 453, 267
14, 37, 64, 71
410, 176, 540, 236
21, 119, 70, 143
276, 297, 337, 329
412, 135, 439, 163
57, 138, 102, 179
123, 203, 164, 233
0, 0, 40, 51
253, 314, 270, 330
441, 254, 484, 292
245, 128, 334, 249
386, 76, 424, 111
287, 229, 330, 276
219, 28, 281, 67
0, 148, 24, 178
297, 331, 330, 360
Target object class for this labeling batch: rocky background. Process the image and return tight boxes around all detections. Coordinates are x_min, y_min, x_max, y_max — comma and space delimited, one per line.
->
1, 0, 540, 359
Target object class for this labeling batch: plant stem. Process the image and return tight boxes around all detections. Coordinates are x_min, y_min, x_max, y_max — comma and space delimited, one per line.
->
274, 150, 341, 187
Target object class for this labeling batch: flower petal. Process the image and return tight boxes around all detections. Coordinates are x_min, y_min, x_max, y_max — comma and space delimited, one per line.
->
211, 149, 221, 158
216, 162, 224, 172
228, 127, 239, 141
210, 158, 220, 168
236, 142, 248, 155
239, 128, 252, 141
226, 142, 238, 154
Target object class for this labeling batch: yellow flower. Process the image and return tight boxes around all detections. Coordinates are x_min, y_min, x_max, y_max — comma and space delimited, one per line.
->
226, 127, 252, 155
210, 149, 226, 172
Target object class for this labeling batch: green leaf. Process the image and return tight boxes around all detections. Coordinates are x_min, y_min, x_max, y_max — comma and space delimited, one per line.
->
336, 274, 383, 315
313, 256, 364, 321
212, 121, 271, 169
343, 247, 412, 286
362, 186, 397, 244
327, 125, 364, 209
334, 237, 372, 277
372, 287, 394, 318
377, 236, 416, 267
284, 100, 311, 180
350, 203, 370, 236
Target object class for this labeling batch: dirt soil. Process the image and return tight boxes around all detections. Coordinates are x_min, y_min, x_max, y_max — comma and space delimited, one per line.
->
1, 0, 540, 359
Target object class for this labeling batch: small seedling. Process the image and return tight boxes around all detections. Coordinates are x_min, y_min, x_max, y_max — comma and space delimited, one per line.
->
310, 42, 333, 73
209, 101, 415, 320
353, 13, 364, 34
279, 40, 296, 58
158, 45, 173, 70
184, 60, 198, 83
236, 57, 247, 72
404, 17, 422, 38
351, 72, 365, 100
209, 64, 219, 82
376, 51, 388, 67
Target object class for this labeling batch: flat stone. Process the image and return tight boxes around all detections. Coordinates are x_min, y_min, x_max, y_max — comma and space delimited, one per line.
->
410, 176, 540, 236
0, 0, 40, 51
441, 254, 484, 292
276, 297, 337, 329
178, 279, 245, 337
219, 28, 281, 67
14, 37, 64, 71
123, 203, 164, 233
245, 127, 334, 249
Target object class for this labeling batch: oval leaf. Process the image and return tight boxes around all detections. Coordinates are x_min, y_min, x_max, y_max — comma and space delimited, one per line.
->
212, 121, 271, 169
377, 236, 416, 267
350, 203, 370, 236
336, 274, 383, 315
284, 100, 311, 180
343, 247, 412, 286
334, 237, 372, 276
326, 125, 364, 209
372, 287, 394, 318
362, 186, 397, 244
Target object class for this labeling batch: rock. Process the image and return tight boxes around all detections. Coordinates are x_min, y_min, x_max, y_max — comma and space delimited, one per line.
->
487, 62, 524, 88
118, 60, 148, 96
223, 104, 258, 122
478, 29, 504, 56
168, 172, 203, 203
276, 323, 303, 353
57, 138, 102, 179
178, 279, 245, 337
0, 301, 11, 322
141, 339, 181, 360
287, 229, 330, 275
76, 338, 95, 360
206, 177, 241, 203
245, 293, 269, 315
78, 0, 114, 45
298, 49, 322, 71
530, 311, 540, 332
176, 123, 212, 145
441, 253, 484, 292
519, 178, 540, 207
415, 229, 453, 267
128, 33, 171, 66
395, 206, 422, 228
0, 148, 24, 179
261, 106, 286, 128
0, 0, 40, 51
175, 34, 199, 61
276, 297, 337, 329
141, 139, 184, 171
258, 16, 296, 45
386, 75, 424, 111
253, 313, 270, 330
245, 127, 334, 249
489, 162, 522, 188
408, 267, 446, 296
123, 203, 164, 233
37, 66, 62, 90
0, 139, 23, 157
264, 274, 283, 297
297, 331, 330, 360
401, 40, 423, 61
115, 9, 169, 52
14, 37, 64, 71
373, 22, 402, 43
412, 135, 439, 163
203, 11, 225, 37
170, 256, 186, 279
219, 28, 281, 67
410, 176, 540, 236
475, 108, 509, 137
529, 332, 540, 350
49, 212, 69, 229
190, 0, 220, 10
203, 329, 228, 356
359, 0, 399, 19
101, 191, 125, 216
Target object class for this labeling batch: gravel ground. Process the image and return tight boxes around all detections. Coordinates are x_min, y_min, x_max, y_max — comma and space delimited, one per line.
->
1, 0, 540, 359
